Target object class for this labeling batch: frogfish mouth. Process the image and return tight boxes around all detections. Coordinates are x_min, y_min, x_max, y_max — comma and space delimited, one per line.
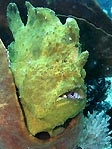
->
59, 88, 85, 100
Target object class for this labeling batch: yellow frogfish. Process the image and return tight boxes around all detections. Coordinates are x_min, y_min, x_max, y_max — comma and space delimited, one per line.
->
7, 2, 89, 136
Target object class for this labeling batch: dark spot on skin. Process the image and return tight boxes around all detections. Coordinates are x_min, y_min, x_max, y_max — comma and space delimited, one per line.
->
62, 59, 67, 63
34, 9, 38, 15
75, 44, 79, 48
56, 59, 59, 62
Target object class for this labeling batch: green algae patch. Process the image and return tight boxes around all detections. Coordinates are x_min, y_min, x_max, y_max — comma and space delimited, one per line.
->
7, 2, 89, 135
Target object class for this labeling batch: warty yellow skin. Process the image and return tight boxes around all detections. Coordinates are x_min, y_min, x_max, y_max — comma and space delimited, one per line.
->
7, 2, 89, 135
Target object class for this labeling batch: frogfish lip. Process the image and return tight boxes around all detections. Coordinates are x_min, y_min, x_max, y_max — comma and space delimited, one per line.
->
59, 88, 85, 101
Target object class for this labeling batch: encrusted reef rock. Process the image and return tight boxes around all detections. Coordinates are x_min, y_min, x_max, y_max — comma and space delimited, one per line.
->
7, 2, 88, 135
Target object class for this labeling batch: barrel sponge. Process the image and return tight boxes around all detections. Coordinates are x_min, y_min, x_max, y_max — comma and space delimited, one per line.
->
7, 2, 89, 135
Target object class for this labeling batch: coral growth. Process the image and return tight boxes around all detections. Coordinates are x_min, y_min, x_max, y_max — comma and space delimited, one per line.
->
7, 2, 88, 135
78, 111, 112, 149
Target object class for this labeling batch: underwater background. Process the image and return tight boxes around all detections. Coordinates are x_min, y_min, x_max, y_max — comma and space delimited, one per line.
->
0, 0, 112, 149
